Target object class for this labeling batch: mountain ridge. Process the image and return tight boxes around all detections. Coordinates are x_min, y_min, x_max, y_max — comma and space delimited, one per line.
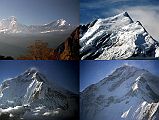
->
0, 16, 73, 34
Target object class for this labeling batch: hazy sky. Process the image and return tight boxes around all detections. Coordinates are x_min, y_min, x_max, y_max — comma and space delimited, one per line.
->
80, 60, 159, 91
0, 0, 79, 25
0, 61, 79, 93
80, 0, 159, 40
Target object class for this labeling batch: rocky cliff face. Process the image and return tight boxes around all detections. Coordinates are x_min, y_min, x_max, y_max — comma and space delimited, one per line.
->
55, 27, 80, 60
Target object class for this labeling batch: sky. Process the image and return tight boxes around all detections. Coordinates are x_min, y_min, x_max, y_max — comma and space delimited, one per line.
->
0, 0, 79, 25
0, 61, 79, 93
80, 60, 159, 91
80, 0, 159, 40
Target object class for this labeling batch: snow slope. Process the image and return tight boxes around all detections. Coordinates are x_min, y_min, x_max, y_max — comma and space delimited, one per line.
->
80, 12, 159, 60
0, 17, 72, 34
80, 65, 159, 120
0, 68, 78, 120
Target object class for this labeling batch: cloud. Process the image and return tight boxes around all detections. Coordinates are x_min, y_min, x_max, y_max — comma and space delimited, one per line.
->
115, 5, 159, 40
80, 0, 130, 9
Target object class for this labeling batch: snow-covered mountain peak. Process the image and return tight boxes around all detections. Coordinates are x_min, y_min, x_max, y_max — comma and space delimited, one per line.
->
10, 16, 17, 21
80, 12, 159, 60
24, 67, 39, 75
0, 16, 17, 22
110, 65, 143, 77
19, 68, 48, 83
97, 11, 133, 26
117, 65, 148, 72
0, 69, 78, 119
57, 19, 67, 26
111, 11, 133, 21
81, 66, 159, 120
122, 11, 130, 17
116, 64, 137, 70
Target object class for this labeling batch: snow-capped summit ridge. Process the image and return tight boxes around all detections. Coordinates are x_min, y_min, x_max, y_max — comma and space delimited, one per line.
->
19, 68, 49, 83
57, 19, 67, 26
112, 11, 133, 21
109, 65, 145, 77
0, 16, 17, 22
10, 16, 17, 21
122, 11, 129, 17
24, 67, 39, 74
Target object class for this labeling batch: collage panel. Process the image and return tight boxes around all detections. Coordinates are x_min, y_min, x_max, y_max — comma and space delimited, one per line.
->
80, 60, 159, 120
0, 60, 79, 120
0, 0, 79, 60
80, 0, 159, 60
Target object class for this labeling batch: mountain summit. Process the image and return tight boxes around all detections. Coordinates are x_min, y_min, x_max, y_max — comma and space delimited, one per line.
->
0, 68, 78, 120
0, 17, 72, 34
80, 65, 159, 120
80, 12, 159, 60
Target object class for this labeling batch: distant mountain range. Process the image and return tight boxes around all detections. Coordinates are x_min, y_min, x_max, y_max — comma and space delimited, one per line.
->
81, 65, 159, 120
0, 16, 73, 34
0, 68, 78, 120
80, 12, 159, 60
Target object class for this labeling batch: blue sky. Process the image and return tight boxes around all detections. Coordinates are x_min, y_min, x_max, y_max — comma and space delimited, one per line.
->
80, 0, 159, 40
0, 61, 79, 93
80, 60, 159, 91
0, 0, 79, 25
